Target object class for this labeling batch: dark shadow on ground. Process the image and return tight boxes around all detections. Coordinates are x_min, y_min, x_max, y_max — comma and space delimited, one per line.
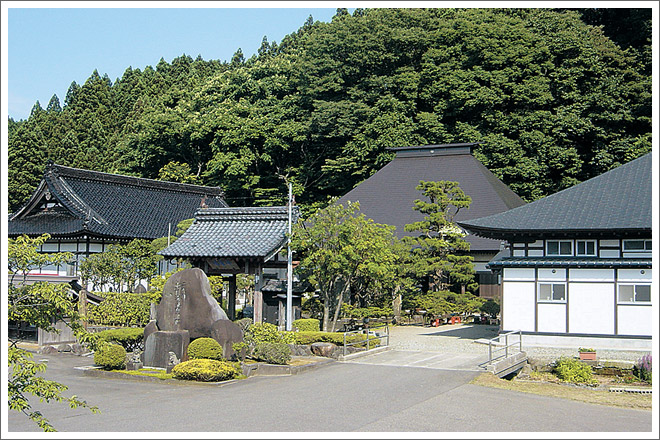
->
418, 325, 500, 340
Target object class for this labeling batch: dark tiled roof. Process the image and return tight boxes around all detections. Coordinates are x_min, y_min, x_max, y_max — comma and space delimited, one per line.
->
336, 143, 525, 252
488, 256, 652, 269
8, 163, 227, 240
160, 206, 299, 259
459, 153, 652, 240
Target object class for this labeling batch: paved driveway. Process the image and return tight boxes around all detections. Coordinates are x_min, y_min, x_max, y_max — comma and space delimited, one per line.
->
6, 347, 652, 433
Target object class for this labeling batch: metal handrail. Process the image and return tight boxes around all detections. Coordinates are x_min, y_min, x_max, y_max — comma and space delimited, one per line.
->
483, 329, 522, 365
343, 322, 390, 357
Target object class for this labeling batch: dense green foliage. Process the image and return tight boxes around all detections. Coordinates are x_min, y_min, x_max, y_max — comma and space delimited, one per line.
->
340, 305, 393, 319
413, 291, 486, 316
187, 337, 225, 361
479, 299, 500, 318
95, 327, 144, 351
172, 359, 240, 382
86, 292, 151, 327
8, 8, 651, 214
251, 342, 292, 365
292, 318, 320, 332
553, 357, 596, 384
94, 343, 127, 370
8, 234, 100, 431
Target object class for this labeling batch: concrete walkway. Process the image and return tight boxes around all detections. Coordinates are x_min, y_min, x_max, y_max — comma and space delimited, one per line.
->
7, 350, 651, 433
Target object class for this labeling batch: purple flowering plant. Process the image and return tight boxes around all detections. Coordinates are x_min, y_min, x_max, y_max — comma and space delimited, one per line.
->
632, 353, 652, 384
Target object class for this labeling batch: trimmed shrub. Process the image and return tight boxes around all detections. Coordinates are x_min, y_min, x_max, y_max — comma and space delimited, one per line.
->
95, 327, 144, 351
554, 357, 596, 384
172, 359, 239, 382
244, 322, 283, 345
94, 343, 127, 370
252, 342, 291, 365
292, 318, 320, 332
188, 337, 224, 361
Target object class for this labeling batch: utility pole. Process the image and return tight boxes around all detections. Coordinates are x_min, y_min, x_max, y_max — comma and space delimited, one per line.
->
286, 181, 293, 331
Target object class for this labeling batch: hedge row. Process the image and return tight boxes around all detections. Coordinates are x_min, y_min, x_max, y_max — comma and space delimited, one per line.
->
87, 292, 151, 327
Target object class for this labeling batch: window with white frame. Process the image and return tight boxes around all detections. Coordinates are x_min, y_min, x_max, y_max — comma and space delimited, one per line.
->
622, 240, 652, 252
538, 282, 566, 302
617, 284, 651, 304
546, 240, 572, 256
575, 240, 596, 256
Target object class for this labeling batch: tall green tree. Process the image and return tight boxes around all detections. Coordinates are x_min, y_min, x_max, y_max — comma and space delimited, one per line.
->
8, 234, 100, 431
404, 181, 477, 293
291, 201, 398, 331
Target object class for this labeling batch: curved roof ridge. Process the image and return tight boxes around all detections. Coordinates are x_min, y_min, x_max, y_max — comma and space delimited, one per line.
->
48, 163, 225, 197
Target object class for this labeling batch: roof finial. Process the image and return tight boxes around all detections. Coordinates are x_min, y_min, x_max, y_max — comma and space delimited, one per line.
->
200, 195, 208, 209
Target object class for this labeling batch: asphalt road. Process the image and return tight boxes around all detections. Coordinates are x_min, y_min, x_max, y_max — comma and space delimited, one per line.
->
6, 352, 652, 433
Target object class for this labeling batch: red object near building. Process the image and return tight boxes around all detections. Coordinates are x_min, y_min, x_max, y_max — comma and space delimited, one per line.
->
450, 316, 461, 324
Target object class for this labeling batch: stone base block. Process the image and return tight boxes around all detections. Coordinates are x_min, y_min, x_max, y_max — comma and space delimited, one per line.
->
143, 330, 190, 369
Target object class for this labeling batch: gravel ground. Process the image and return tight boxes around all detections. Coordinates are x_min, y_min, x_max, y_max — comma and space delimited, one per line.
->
388, 324, 650, 364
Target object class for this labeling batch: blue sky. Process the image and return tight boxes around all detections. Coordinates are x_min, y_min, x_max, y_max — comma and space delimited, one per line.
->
6, 5, 350, 120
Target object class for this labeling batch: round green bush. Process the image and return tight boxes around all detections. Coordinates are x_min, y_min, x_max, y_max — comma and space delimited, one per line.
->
187, 337, 224, 361
292, 318, 320, 332
172, 359, 239, 382
96, 327, 144, 351
94, 343, 127, 370
554, 357, 596, 384
252, 342, 291, 365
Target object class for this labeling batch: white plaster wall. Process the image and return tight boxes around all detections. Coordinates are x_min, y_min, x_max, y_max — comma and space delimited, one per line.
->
569, 269, 615, 282
599, 239, 620, 247
618, 269, 652, 282
568, 283, 615, 335
503, 268, 535, 281
538, 268, 566, 281
88, 243, 104, 253
59, 243, 79, 252
513, 249, 525, 257
617, 306, 652, 336
528, 249, 544, 257
600, 249, 620, 258
537, 303, 566, 333
502, 282, 535, 332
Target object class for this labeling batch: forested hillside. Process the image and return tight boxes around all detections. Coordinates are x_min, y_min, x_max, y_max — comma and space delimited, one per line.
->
8, 8, 652, 214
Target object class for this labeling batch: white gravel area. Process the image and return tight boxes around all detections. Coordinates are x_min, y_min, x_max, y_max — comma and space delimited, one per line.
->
388, 324, 650, 364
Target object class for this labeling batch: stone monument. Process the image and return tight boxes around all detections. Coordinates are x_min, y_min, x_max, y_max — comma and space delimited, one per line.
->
142, 268, 243, 368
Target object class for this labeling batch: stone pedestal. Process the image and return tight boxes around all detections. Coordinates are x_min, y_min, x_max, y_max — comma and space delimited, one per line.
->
143, 330, 190, 369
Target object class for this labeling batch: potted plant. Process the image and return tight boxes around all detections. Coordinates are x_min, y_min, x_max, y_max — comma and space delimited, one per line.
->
578, 347, 597, 361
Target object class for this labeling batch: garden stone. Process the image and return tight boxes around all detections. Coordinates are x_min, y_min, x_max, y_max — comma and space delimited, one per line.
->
70, 343, 90, 356
39, 345, 58, 355
310, 342, 336, 358
156, 268, 228, 338
143, 320, 158, 344
57, 343, 72, 352
288, 344, 313, 356
210, 319, 243, 360
143, 330, 190, 369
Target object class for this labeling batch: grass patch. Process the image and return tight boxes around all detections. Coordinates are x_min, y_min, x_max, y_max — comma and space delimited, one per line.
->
115, 368, 173, 380
470, 373, 652, 411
